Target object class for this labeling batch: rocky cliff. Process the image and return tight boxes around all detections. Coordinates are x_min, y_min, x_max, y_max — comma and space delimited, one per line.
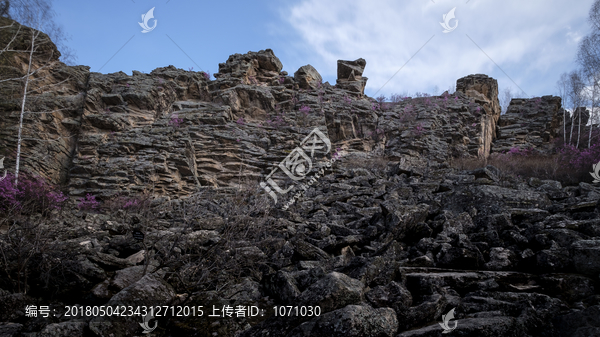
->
1, 18, 600, 337
0, 15, 564, 201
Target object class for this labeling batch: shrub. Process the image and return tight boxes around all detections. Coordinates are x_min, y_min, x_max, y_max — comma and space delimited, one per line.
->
450, 142, 600, 186
399, 104, 416, 124
299, 105, 310, 115
77, 194, 100, 211
169, 113, 183, 128
298, 105, 311, 126
266, 113, 287, 129
413, 123, 425, 137
0, 172, 67, 215
102, 193, 152, 216
558, 143, 600, 170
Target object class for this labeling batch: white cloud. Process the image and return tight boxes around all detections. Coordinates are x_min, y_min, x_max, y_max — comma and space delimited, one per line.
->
281, 0, 594, 98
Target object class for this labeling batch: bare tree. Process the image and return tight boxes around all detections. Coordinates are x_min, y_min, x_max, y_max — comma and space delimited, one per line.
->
1, 11, 67, 185
583, 72, 600, 148
0, 0, 9, 18
500, 87, 515, 114
568, 70, 587, 148
575, 0, 600, 148
589, 0, 600, 32
447, 84, 456, 95
577, 37, 600, 148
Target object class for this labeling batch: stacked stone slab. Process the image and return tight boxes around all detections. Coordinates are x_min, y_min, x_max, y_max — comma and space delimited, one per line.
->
492, 96, 563, 155
336, 58, 368, 96
456, 74, 501, 158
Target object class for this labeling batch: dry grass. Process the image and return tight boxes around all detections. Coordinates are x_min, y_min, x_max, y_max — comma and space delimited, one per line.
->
450, 153, 593, 186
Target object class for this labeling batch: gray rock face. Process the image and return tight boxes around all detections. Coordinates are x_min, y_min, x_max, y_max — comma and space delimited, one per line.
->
493, 95, 562, 155
289, 304, 398, 337
89, 272, 176, 336
38, 321, 87, 337
336, 58, 368, 95
571, 240, 600, 276
554, 305, 600, 336
397, 316, 518, 337
337, 58, 366, 79
294, 65, 323, 90
456, 74, 501, 157
297, 271, 364, 313
0, 323, 22, 337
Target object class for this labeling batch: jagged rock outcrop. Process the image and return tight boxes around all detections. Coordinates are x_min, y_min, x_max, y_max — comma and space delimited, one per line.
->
493, 96, 563, 154
0, 18, 506, 199
456, 74, 501, 158
294, 65, 323, 90
0, 17, 89, 184
336, 58, 368, 96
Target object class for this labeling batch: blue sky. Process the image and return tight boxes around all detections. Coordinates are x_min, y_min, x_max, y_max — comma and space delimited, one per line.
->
49, 0, 594, 100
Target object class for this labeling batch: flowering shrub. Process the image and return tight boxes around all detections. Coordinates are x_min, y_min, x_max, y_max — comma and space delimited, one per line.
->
413, 123, 425, 137
298, 105, 311, 126
279, 76, 285, 85
202, 71, 211, 80
440, 96, 449, 108
343, 95, 352, 105
123, 199, 140, 210
505, 146, 537, 157
317, 83, 326, 113
169, 113, 183, 128
299, 105, 311, 115
399, 104, 416, 124
0, 172, 68, 214
559, 144, 600, 170
266, 113, 287, 129
236, 117, 245, 125
452, 126, 600, 185
102, 193, 152, 214
77, 194, 100, 211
